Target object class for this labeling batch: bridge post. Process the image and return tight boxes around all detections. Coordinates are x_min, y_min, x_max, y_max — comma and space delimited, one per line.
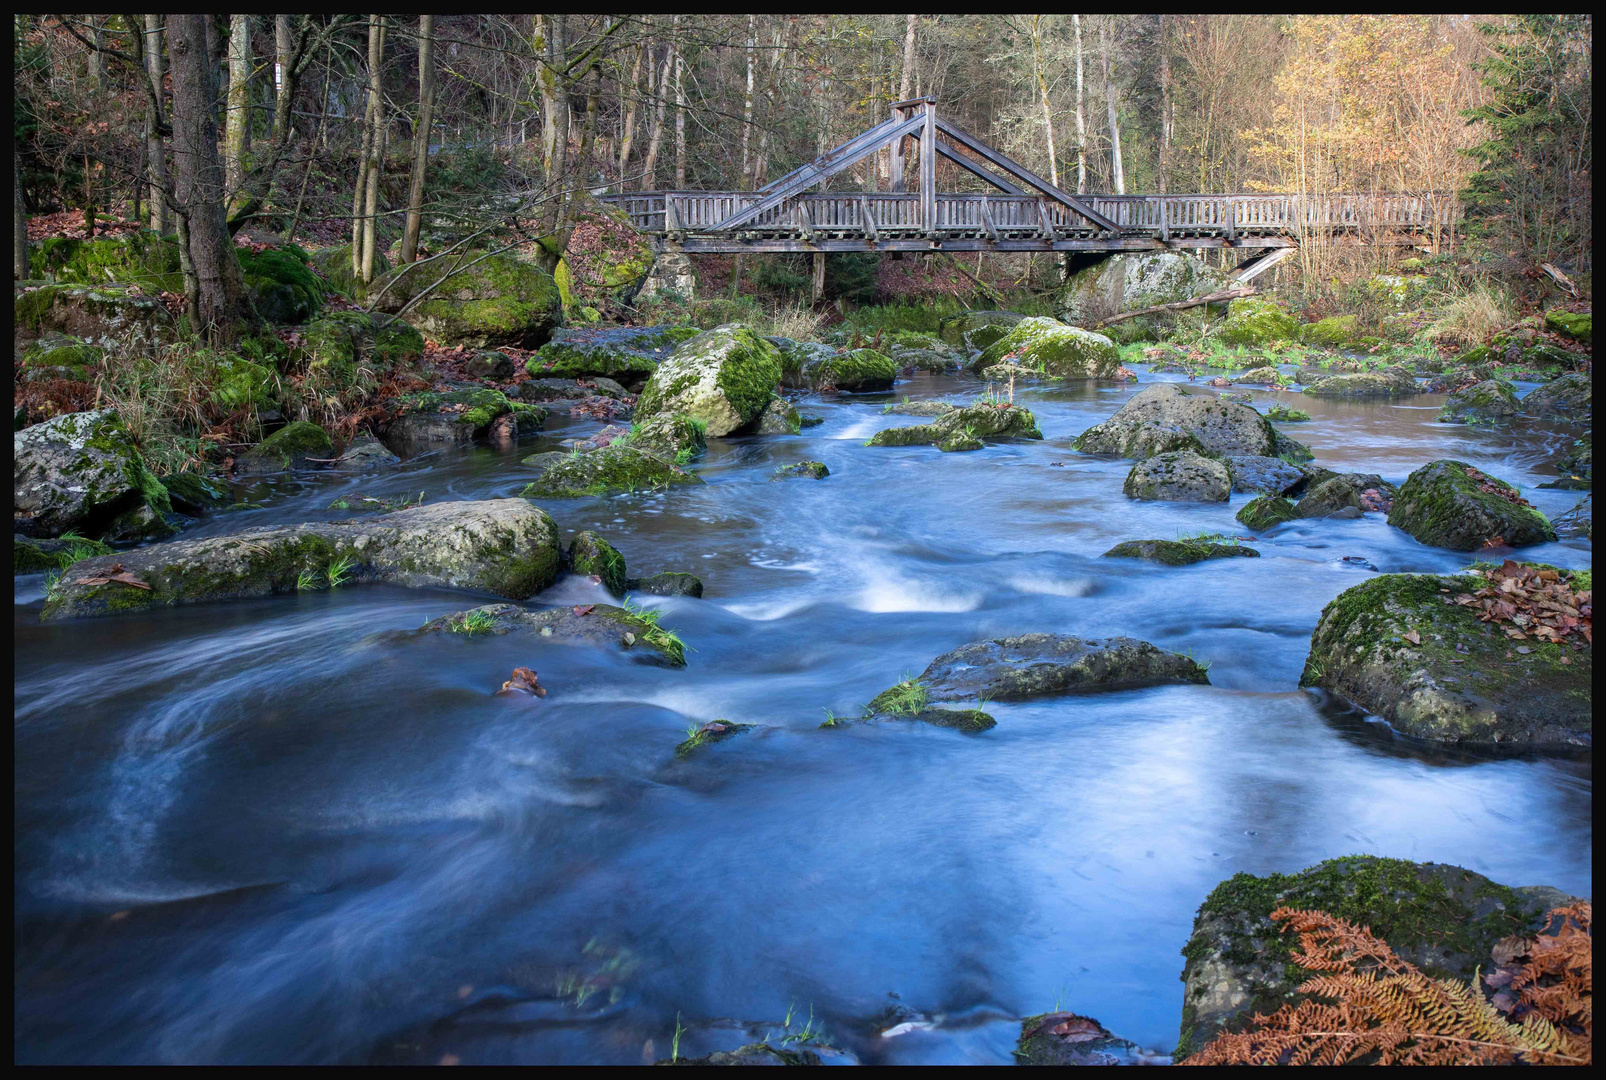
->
920, 100, 937, 238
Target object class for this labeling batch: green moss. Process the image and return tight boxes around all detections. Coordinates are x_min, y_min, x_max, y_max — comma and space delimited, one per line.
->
1264, 404, 1311, 422
238, 247, 323, 324
1216, 298, 1297, 346
808, 348, 898, 392
1387, 459, 1554, 550
29, 232, 184, 293
1103, 539, 1259, 564
975, 317, 1120, 377
521, 444, 705, 498
570, 531, 627, 595
674, 721, 755, 757
1544, 310, 1590, 343
1298, 315, 1359, 347
771, 460, 829, 480
1236, 495, 1299, 532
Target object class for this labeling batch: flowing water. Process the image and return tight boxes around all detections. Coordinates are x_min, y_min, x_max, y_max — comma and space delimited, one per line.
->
14, 367, 1593, 1064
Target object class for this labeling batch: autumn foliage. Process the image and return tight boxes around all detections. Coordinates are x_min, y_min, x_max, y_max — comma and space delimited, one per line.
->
1451, 558, 1592, 647
1183, 904, 1591, 1066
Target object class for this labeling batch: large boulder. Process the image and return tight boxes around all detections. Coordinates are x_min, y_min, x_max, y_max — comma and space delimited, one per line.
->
802, 348, 898, 393
420, 601, 685, 666
1074, 383, 1277, 459
40, 499, 560, 620
1521, 372, 1591, 418
13, 409, 173, 540
771, 339, 840, 388
234, 420, 335, 474
1297, 314, 1359, 347
1302, 366, 1420, 399
1387, 460, 1554, 550
311, 243, 389, 299
27, 232, 184, 293
526, 324, 699, 380
1214, 298, 1296, 346
298, 311, 425, 391
238, 247, 324, 324
1175, 856, 1577, 1060
15, 283, 172, 351
1123, 451, 1231, 502
1438, 379, 1518, 423
866, 403, 1042, 450
751, 396, 803, 434
1544, 310, 1591, 343
936, 310, 1027, 351
973, 317, 1121, 378
1224, 455, 1303, 495
885, 633, 1208, 702
1299, 565, 1590, 747
632, 324, 783, 436
1236, 495, 1299, 532
1057, 251, 1232, 326
382, 388, 545, 457
520, 444, 704, 498
371, 250, 563, 348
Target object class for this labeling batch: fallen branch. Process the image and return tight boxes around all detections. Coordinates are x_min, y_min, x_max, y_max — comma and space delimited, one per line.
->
1093, 287, 1259, 328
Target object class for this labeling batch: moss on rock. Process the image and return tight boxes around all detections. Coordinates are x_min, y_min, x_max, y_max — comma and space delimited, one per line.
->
1387, 459, 1554, 550
569, 531, 627, 595
235, 421, 334, 474
1103, 539, 1259, 565
866, 403, 1042, 449
1544, 310, 1591, 343
1298, 314, 1359, 347
771, 460, 828, 481
373, 250, 563, 348
1215, 298, 1296, 346
1236, 495, 1299, 532
527, 324, 697, 379
974, 317, 1121, 378
421, 599, 684, 667
238, 247, 324, 324
1302, 367, 1421, 399
633, 324, 783, 436
13, 409, 172, 540
1073, 383, 1276, 459
804, 347, 898, 392
521, 444, 705, 498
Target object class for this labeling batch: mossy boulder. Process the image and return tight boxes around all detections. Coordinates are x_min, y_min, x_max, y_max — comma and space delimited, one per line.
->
803, 347, 898, 393
13, 409, 173, 540
521, 444, 704, 498
1295, 472, 1396, 519
14, 533, 114, 574
1302, 367, 1420, 399
1387, 460, 1554, 550
771, 460, 828, 480
237, 246, 323, 324
382, 388, 544, 456
896, 633, 1208, 702
527, 324, 698, 380
1123, 451, 1231, 502
1236, 365, 1284, 386
1521, 372, 1591, 418
1298, 314, 1359, 347
297, 311, 425, 392
568, 530, 627, 596
372, 250, 563, 348
1175, 856, 1576, 1060
1073, 383, 1277, 459
425, 599, 684, 667
18, 332, 103, 382
1300, 568, 1590, 746
1438, 379, 1518, 423
770, 339, 839, 388
27, 232, 184, 294
1544, 310, 1591, 343
752, 397, 803, 434
633, 324, 783, 436
160, 471, 232, 515
1102, 539, 1259, 565
312, 243, 392, 300
234, 421, 334, 474
936, 309, 1027, 349
1057, 251, 1233, 325
1361, 273, 1433, 308
630, 412, 708, 464
1236, 495, 1299, 532
973, 317, 1121, 378
15, 283, 172, 350
866, 403, 1042, 449
1224, 455, 1303, 495
1215, 298, 1296, 346
41, 499, 560, 620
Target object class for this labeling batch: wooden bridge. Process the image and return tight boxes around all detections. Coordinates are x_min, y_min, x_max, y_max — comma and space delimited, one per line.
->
598, 99, 1455, 261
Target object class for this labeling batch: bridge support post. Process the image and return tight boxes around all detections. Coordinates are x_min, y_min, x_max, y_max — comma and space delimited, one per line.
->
812, 253, 826, 304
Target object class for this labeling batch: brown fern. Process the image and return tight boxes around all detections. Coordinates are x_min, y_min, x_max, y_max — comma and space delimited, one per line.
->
1182, 904, 1591, 1066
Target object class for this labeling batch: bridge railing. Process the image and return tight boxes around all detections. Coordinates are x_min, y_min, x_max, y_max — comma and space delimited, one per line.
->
599, 191, 1457, 238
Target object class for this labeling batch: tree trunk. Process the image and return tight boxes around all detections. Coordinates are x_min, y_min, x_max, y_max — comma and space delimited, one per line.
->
1072, 14, 1087, 194
142, 14, 170, 234
1031, 16, 1060, 188
578, 66, 600, 188
1157, 14, 1171, 195
896, 14, 917, 186
642, 40, 671, 190
360, 15, 386, 286
536, 15, 567, 185
672, 28, 686, 188
740, 16, 756, 184
1100, 20, 1124, 196
225, 14, 250, 205
273, 16, 292, 143
14, 140, 29, 280
617, 38, 646, 184
401, 14, 434, 264
166, 14, 252, 328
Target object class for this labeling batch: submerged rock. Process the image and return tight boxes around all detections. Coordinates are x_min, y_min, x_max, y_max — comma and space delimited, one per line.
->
1552, 495, 1591, 539
41, 499, 560, 620
334, 434, 401, 468
1015, 1013, 1141, 1066
1438, 379, 1518, 423
1386, 459, 1554, 550
1073, 383, 1277, 459
1302, 367, 1420, 399
891, 633, 1208, 703
1295, 472, 1396, 519
13, 409, 173, 540
973, 317, 1121, 378
1123, 451, 1231, 502
1299, 566, 1590, 746
235, 421, 335, 474
675, 720, 755, 756
1102, 539, 1259, 565
626, 571, 703, 598
633, 324, 783, 436
771, 460, 829, 481
1236, 495, 1299, 532
1521, 371, 1591, 418
568, 531, 626, 595
883, 400, 958, 417
1223, 455, 1303, 495
1175, 856, 1577, 1060
521, 444, 704, 498
423, 600, 684, 666
866, 403, 1042, 449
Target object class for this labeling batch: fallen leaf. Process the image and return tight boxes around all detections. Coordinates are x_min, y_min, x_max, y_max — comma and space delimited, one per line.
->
573, 604, 595, 616
73, 563, 152, 590
1403, 629, 1421, 645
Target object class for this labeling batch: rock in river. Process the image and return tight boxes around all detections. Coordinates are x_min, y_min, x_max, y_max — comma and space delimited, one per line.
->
421, 600, 685, 666
626, 571, 703, 598
41, 499, 561, 621
1123, 451, 1231, 502
1298, 564, 1590, 747
632, 323, 783, 436
1073, 383, 1278, 459
1301, 366, 1420, 399
14, 409, 174, 540
568, 531, 626, 595
1175, 855, 1582, 1060
866, 403, 1042, 450
882, 633, 1208, 703
1386, 459, 1554, 550
1103, 539, 1259, 565
520, 444, 704, 498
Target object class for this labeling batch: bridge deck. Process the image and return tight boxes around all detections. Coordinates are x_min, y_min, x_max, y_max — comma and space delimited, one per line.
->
598, 191, 1455, 253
